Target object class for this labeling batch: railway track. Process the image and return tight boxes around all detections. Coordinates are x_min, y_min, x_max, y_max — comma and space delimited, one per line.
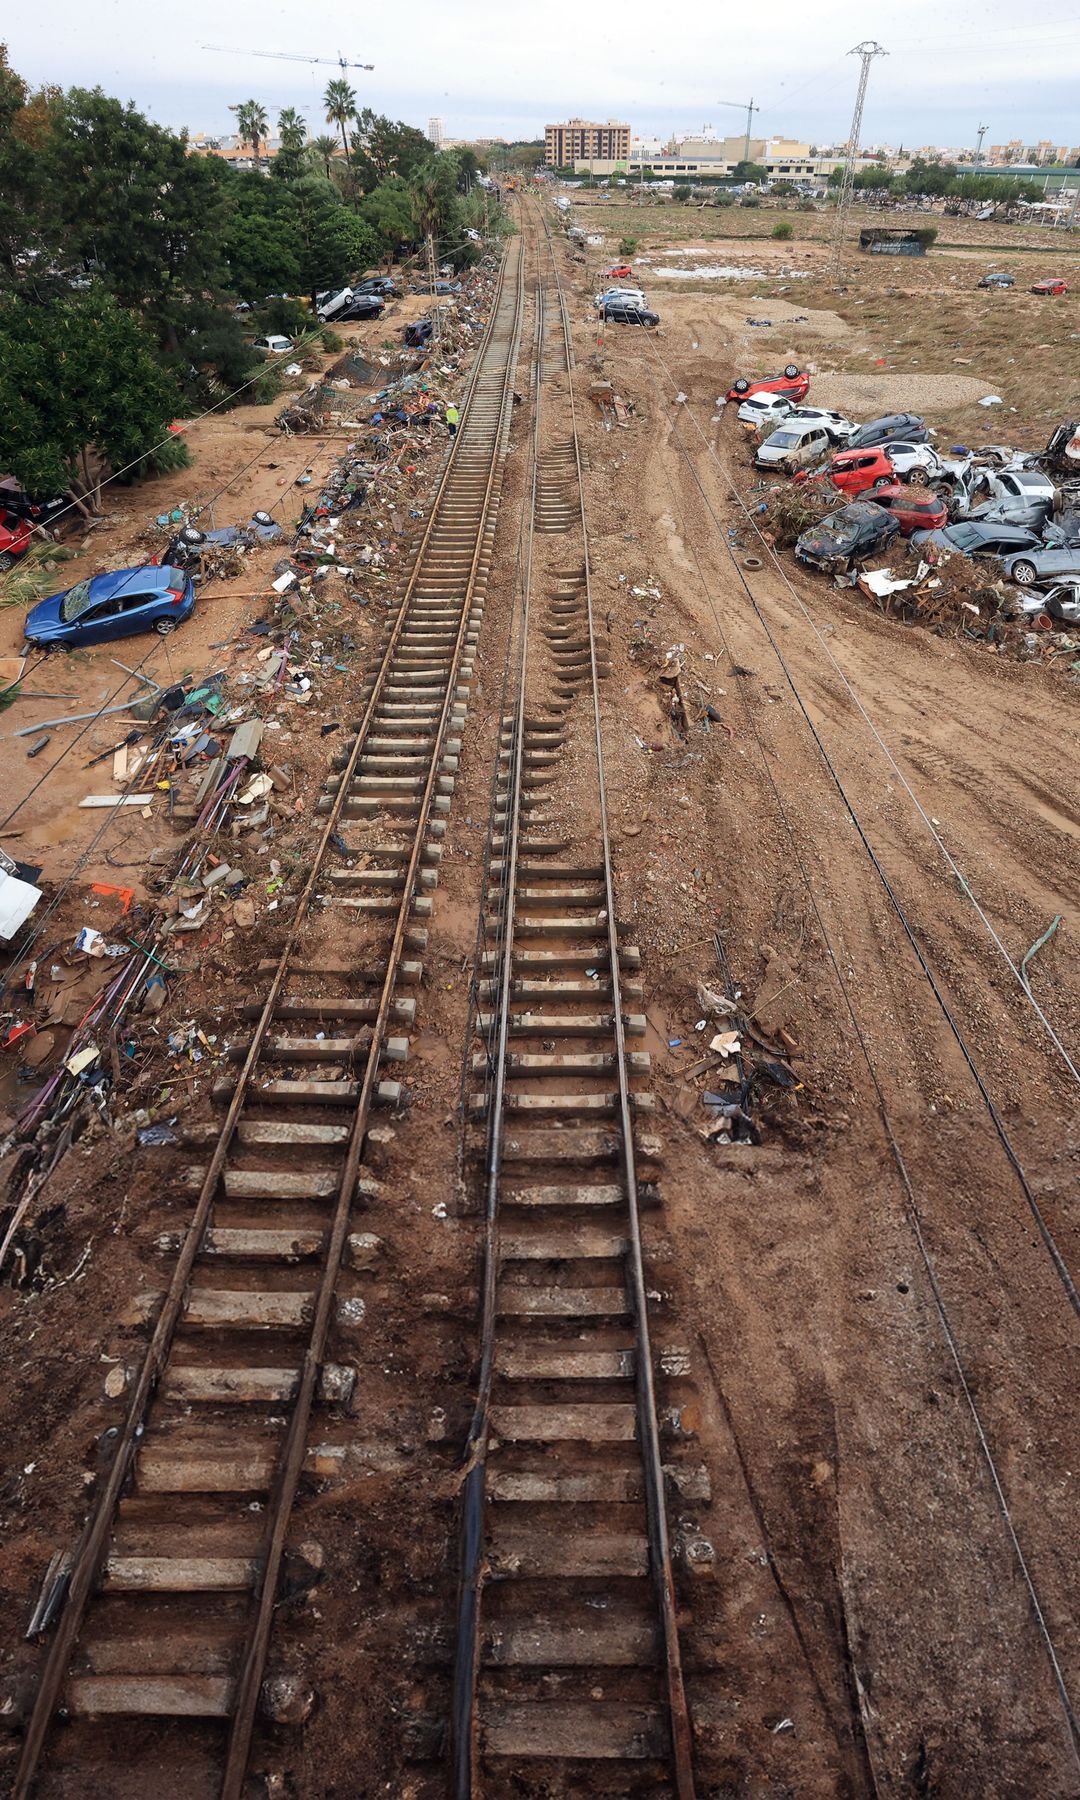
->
447, 207, 700, 1796
14, 241, 524, 1800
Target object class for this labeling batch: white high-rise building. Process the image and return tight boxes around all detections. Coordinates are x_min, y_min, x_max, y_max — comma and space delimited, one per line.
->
428, 116, 444, 147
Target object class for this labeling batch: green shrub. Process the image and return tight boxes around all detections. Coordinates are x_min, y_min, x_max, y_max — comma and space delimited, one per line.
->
618, 235, 638, 256
798, 198, 816, 212
740, 195, 760, 208
256, 297, 310, 337
673, 184, 692, 204
319, 327, 344, 352
772, 219, 795, 240
141, 436, 193, 477
714, 191, 735, 209
250, 363, 285, 405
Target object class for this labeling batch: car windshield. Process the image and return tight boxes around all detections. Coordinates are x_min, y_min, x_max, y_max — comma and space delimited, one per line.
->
60, 578, 94, 622
767, 432, 798, 447
947, 524, 983, 549
743, 398, 770, 411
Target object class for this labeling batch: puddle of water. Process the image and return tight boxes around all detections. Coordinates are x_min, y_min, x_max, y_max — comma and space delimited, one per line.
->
645, 264, 809, 281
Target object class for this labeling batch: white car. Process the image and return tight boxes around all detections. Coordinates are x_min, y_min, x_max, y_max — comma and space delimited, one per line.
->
253, 334, 294, 355
736, 392, 795, 430
885, 440, 944, 482
785, 406, 857, 445
594, 287, 647, 310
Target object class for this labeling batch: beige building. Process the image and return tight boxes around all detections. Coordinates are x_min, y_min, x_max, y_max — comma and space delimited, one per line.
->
545, 118, 631, 167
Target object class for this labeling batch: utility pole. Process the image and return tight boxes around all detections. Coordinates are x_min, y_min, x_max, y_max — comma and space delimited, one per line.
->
829, 41, 887, 282
426, 234, 441, 345
975, 122, 988, 163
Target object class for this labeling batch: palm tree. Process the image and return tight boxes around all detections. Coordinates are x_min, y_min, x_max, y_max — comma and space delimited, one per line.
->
310, 134, 340, 179
230, 99, 269, 164
277, 107, 306, 153
323, 78, 356, 172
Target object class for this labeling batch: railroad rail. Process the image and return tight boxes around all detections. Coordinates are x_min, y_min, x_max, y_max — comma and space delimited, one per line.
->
14, 241, 524, 1799
447, 205, 698, 1795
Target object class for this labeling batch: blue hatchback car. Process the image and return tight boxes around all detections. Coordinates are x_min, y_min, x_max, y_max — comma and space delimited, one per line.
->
24, 565, 195, 648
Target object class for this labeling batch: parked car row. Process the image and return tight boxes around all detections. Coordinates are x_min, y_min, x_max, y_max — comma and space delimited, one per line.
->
728, 364, 1080, 597
976, 272, 1068, 295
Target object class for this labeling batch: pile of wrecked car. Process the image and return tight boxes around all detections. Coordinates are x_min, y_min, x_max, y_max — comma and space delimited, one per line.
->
726, 369, 1080, 634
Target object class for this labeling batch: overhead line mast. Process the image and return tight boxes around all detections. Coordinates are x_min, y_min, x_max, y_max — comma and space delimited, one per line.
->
829, 40, 887, 282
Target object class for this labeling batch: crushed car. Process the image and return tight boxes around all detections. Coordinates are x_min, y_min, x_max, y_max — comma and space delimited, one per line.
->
795, 501, 901, 573
726, 365, 809, 404
862, 483, 948, 535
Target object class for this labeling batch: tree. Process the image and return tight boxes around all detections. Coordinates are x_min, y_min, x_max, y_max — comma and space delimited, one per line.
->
352, 108, 434, 193
222, 173, 303, 299
230, 99, 269, 162
44, 89, 229, 345
409, 153, 462, 259
291, 175, 377, 302
732, 159, 768, 183
854, 165, 894, 190
274, 107, 307, 181
0, 291, 180, 509
358, 178, 415, 262
0, 50, 59, 284
309, 134, 340, 180
323, 77, 356, 177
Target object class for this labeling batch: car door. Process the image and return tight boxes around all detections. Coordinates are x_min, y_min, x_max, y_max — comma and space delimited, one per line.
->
70, 594, 127, 644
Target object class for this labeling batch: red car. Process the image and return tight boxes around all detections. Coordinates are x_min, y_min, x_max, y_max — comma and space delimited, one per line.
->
603, 263, 634, 281
1031, 278, 1068, 296
862, 482, 948, 536
0, 510, 31, 571
795, 446, 896, 496
726, 364, 810, 404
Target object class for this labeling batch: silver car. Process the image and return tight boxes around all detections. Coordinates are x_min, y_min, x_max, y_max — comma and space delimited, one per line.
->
1003, 542, 1080, 586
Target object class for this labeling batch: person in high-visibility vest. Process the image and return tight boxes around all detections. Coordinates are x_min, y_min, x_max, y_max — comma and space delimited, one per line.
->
446, 403, 460, 437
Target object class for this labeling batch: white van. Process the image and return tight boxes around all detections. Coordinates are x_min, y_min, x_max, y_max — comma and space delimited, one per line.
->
755, 419, 834, 472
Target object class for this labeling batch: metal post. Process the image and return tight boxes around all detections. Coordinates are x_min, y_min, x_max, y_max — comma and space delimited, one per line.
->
829, 41, 887, 283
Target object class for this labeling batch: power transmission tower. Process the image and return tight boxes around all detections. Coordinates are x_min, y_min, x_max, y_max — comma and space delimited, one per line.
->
829, 41, 887, 282
975, 122, 988, 162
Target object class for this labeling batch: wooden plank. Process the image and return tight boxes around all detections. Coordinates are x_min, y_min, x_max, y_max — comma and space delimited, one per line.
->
80, 1635, 236, 1676
136, 1448, 277, 1493
487, 1533, 649, 1580
497, 1287, 628, 1319
184, 1167, 339, 1200
496, 1346, 634, 1381
103, 1556, 257, 1593
500, 1226, 626, 1260
68, 1675, 234, 1718
506, 1183, 623, 1208
184, 1288, 313, 1329
490, 1404, 637, 1443
481, 1700, 664, 1760
484, 1619, 657, 1668
489, 1469, 644, 1504
163, 1366, 299, 1404
202, 1228, 324, 1261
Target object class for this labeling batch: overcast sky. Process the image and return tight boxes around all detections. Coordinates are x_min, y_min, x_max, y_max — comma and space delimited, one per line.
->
8, 1, 1080, 151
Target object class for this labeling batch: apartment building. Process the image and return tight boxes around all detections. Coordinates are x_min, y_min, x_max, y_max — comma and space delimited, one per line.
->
545, 119, 631, 167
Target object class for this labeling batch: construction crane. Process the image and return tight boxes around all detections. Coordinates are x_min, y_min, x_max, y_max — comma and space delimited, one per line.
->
716, 98, 761, 168
829, 41, 887, 282
203, 46, 374, 74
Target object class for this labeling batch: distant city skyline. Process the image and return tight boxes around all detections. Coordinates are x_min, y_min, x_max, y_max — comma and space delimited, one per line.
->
7, 0, 1080, 154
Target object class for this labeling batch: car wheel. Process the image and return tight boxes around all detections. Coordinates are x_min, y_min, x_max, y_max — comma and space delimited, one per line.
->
733, 379, 750, 395
872, 475, 892, 489
1011, 561, 1038, 586
906, 466, 929, 486
0, 552, 14, 572
783, 364, 800, 379
155, 618, 177, 636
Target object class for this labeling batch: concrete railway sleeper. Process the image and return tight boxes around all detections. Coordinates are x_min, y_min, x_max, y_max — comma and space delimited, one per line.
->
13, 241, 525, 1799
446, 207, 697, 1796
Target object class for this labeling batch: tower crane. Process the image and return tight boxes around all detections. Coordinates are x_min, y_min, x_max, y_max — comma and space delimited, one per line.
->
203, 46, 374, 73
716, 97, 761, 167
